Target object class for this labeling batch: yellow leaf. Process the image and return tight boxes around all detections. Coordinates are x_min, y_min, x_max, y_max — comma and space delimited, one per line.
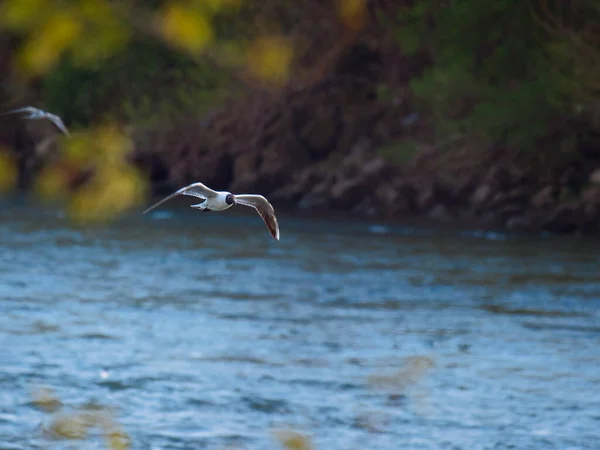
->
34, 164, 71, 201
18, 11, 82, 75
105, 429, 131, 450
62, 135, 92, 168
71, 0, 130, 64
0, 150, 18, 194
246, 36, 293, 86
272, 430, 313, 450
336, 0, 367, 30
157, 2, 213, 53
31, 386, 63, 413
94, 124, 134, 162
0, 0, 52, 31
46, 413, 91, 440
68, 164, 146, 223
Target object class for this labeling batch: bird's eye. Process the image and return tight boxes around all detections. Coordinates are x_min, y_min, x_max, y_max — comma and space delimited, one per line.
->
226, 194, 234, 205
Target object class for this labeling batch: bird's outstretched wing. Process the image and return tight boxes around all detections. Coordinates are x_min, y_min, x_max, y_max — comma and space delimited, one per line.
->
143, 182, 218, 215
44, 112, 70, 136
1, 106, 70, 136
235, 194, 280, 241
1, 106, 38, 116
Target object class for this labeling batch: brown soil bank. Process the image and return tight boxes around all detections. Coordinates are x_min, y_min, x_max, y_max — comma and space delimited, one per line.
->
130, 43, 600, 236
133, 122, 600, 235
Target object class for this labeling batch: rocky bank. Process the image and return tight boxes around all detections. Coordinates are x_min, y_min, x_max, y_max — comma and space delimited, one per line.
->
128, 59, 600, 236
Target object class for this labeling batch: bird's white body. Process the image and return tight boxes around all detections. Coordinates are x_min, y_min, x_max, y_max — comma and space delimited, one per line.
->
191, 191, 235, 212
143, 182, 280, 241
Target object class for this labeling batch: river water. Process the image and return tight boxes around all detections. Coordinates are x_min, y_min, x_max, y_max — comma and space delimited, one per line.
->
1, 202, 599, 449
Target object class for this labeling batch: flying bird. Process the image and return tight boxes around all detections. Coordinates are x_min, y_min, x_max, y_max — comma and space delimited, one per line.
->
1, 106, 70, 136
143, 182, 280, 241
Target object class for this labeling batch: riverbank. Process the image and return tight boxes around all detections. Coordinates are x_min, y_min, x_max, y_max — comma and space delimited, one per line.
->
130, 90, 600, 236
2, 6, 599, 236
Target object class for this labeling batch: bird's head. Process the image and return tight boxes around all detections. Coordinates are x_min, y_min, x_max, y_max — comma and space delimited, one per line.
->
225, 193, 236, 205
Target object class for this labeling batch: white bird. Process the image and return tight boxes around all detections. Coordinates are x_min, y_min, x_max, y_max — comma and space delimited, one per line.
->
143, 182, 280, 241
1, 106, 70, 136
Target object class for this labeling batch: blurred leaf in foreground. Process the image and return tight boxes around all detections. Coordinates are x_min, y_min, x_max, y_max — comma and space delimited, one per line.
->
272, 429, 313, 450
31, 386, 63, 413
367, 355, 436, 391
246, 36, 294, 87
45, 412, 92, 440
157, 2, 214, 54
336, 0, 368, 30
34, 162, 73, 202
105, 427, 131, 450
367, 356, 436, 416
34, 389, 131, 448
18, 11, 83, 75
0, 148, 18, 194
68, 163, 146, 223
0, 0, 54, 31
33, 125, 146, 222
93, 124, 135, 162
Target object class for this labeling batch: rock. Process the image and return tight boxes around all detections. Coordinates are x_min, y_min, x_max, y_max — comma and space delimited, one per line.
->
415, 179, 458, 212
417, 185, 437, 212
581, 203, 600, 233
484, 164, 512, 190
531, 185, 555, 210
505, 214, 535, 231
375, 181, 416, 215
543, 202, 584, 233
268, 183, 306, 204
395, 181, 418, 213
560, 165, 586, 191
427, 204, 452, 222
487, 192, 507, 209
505, 187, 532, 204
470, 184, 493, 210
232, 149, 260, 175
330, 178, 365, 209
508, 167, 528, 186
340, 142, 370, 174
454, 176, 478, 201
353, 198, 379, 217
361, 157, 392, 184
297, 176, 334, 210
581, 186, 600, 206
488, 188, 530, 210
434, 179, 460, 205
589, 168, 600, 185
495, 203, 526, 221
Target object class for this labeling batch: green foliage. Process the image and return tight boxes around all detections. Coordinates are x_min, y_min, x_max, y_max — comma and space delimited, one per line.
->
1, 0, 295, 129
382, 0, 600, 152
41, 37, 232, 128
